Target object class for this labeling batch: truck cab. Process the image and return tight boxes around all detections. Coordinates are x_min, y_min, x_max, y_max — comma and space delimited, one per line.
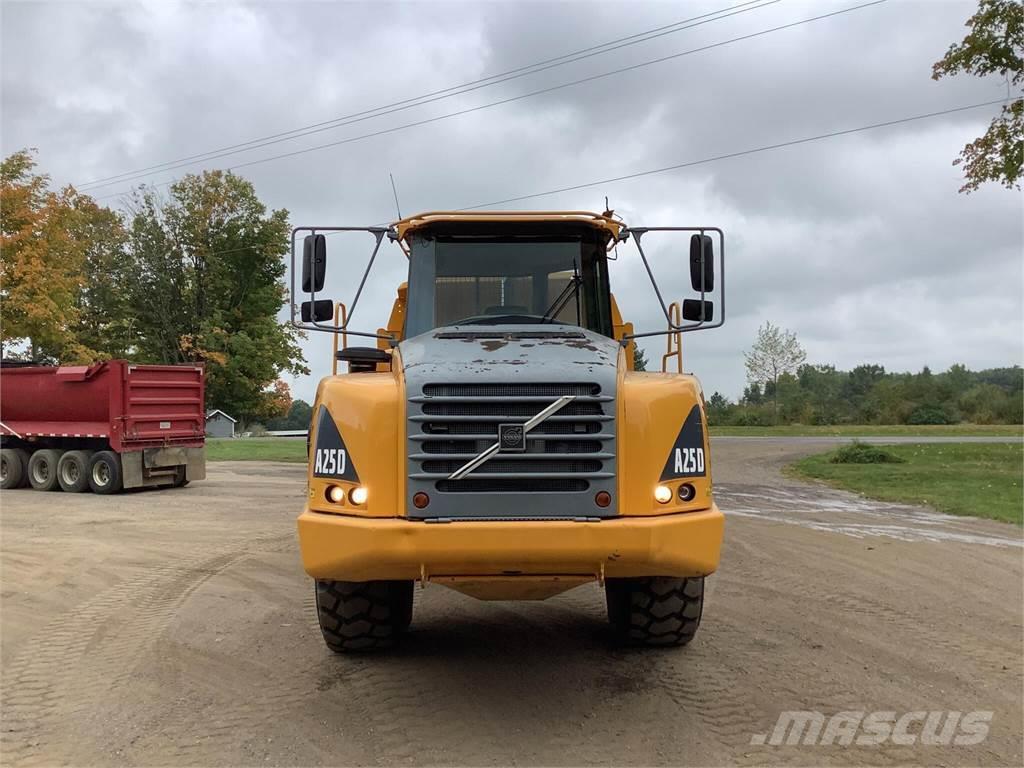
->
295, 211, 724, 651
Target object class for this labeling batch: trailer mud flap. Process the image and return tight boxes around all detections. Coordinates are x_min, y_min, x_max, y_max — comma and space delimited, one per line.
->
122, 447, 207, 488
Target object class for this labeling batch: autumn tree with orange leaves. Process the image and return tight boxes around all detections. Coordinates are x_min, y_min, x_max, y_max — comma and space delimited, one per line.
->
1, 150, 94, 361
1, 152, 306, 422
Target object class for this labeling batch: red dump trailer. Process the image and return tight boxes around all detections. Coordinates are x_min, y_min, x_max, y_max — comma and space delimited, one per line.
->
0, 360, 206, 493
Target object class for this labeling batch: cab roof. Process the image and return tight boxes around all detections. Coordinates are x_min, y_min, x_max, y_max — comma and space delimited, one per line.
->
393, 211, 624, 242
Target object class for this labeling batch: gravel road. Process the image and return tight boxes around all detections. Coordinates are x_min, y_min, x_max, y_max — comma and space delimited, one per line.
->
1, 439, 1021, 767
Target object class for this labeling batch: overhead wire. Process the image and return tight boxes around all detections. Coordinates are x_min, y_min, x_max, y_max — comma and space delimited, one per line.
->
94, 0, 887, 202
77, 0, 779, 190
114, 98, 1019, 263
459, 98, 1021, 209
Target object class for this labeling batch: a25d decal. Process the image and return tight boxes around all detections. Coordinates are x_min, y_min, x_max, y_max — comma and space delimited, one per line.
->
312, 405, 360, 481
660, 404, 707, 480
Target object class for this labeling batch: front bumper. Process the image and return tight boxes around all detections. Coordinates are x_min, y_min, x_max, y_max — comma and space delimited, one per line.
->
297, 504, 724, 582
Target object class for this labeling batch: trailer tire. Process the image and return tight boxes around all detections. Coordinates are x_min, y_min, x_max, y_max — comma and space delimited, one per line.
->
57, 450, 92, 493
172, 466, 189, 488
88, 451, 123, 494
606, 576, 704, 647
314, 579, 414, 653
27, 449, 63, 491
1, 448, 30, 490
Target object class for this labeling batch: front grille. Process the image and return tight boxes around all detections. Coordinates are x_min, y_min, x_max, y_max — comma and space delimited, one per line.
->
423, 421, 601, 435
422, 401, 603, 417
423, 382, 599, 397
435, 479, 590, 493
409, 381, 615, 496
422, 459, 603, 474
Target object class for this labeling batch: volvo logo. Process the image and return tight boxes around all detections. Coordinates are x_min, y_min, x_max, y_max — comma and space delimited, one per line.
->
498, 424, 526, 451
447, 395, 576, 480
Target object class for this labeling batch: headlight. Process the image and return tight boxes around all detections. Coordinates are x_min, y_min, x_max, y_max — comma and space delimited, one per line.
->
350, 486, 368, 505
654, 485, 672, 504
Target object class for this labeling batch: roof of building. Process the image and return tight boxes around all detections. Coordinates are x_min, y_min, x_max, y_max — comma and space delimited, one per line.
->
205, 409, 237, 422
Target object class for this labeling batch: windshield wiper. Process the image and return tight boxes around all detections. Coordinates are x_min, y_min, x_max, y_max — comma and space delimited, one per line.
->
541, 259, 582, 324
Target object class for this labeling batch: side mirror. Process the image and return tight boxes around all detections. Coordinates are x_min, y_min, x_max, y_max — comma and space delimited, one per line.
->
689, 234, 714, 292
301, 299, 333, 323
302, 234, 327, 292
682, 299, 713, 322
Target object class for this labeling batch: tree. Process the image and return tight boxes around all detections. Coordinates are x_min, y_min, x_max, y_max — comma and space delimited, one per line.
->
705, 391, 730, 425
743, 321, 807, 423
267, 398, 314, 431
125, 170, 307, 421
64, 196, 131, 361
933, 0, 1024, 192
632, 345, 649, 371
0, 150, 92, 360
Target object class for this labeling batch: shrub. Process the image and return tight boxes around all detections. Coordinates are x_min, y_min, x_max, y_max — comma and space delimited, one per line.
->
830, 441, 906, 464
906, 404, 954, 425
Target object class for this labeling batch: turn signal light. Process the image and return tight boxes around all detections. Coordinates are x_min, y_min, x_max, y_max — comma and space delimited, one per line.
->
326, 485, 345, 504
595, 491, 611, 508
654, 485, 672, 504
413, 491, 430, 509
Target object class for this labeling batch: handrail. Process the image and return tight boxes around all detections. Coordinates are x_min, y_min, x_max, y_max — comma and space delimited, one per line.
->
661, 302, 683, 373
331, 302, 349, 376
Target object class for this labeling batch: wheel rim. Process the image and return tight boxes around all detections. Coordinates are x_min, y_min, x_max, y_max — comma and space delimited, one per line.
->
92, 461, 110, 487
60, 461, 80, 486
32, 461, 49, 485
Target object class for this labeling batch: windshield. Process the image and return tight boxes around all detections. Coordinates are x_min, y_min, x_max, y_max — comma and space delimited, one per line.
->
405, 237, 612, 338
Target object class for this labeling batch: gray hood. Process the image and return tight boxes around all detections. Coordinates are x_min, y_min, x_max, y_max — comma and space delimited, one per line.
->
400, 324, 620, 520
399, 325, 620, 382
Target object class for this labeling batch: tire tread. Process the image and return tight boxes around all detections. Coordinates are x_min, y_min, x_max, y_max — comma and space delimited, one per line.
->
606, 576, 704, 647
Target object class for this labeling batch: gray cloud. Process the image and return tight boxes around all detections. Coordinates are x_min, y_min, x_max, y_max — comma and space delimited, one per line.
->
2, 0, 1020, 402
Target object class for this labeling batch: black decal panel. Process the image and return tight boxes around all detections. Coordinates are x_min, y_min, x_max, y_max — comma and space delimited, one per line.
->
660, 405, 707, 480
312, 405, 360, 481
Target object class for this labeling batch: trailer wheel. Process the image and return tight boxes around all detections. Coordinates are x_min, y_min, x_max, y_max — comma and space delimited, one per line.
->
172, 466, 189, 488
88, 451, 123, 494
1, 448, 30, 490
57, 450, 92, 493
314, 579, 414, 652
27, 449, 63, 492
605, 576, 704, 647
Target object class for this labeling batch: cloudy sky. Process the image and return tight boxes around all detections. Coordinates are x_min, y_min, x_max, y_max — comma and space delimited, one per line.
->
2, 0, 1021, 401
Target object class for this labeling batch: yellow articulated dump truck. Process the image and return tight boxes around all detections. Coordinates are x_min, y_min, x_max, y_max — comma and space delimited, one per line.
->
292, 211, 725, 651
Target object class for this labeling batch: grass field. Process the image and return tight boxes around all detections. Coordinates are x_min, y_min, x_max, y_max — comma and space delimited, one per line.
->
789, 443, 1023, 525
206, 437, 307, 463
712, 424, 1023, 437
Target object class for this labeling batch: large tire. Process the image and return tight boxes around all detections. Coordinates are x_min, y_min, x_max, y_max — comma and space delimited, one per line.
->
88, 451, 123, 495
606, 576, 704, 647
57, 450, 92, 493
27, 449, 62, 491
1, 448, 29, 490
315, 579, 415, 652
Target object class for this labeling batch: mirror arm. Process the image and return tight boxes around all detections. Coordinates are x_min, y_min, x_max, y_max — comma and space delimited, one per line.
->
344, 229, 385, 329
625, 229, 678, 331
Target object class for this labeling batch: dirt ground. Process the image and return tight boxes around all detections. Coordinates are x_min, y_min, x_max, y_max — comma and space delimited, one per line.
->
1, 439, 1021, 767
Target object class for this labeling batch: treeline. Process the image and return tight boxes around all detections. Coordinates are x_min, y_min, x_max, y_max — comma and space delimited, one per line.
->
707, 364, 1024, 426
0, 150, 305, 423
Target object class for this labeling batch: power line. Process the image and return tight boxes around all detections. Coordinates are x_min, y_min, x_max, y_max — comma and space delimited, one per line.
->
116, 98, 1019, 262
95, 0, 886, 202
459, 98, 1020, 209
77, 0, 778, 190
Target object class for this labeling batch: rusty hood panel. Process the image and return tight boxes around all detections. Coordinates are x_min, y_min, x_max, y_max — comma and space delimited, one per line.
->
400, 325, 620, 380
